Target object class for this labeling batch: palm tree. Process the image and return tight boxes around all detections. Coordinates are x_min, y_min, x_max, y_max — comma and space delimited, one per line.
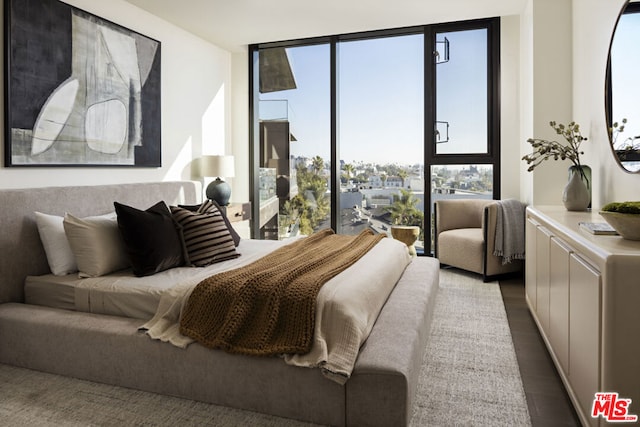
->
397, 169, 408, 188
343, 163, 355, 182
386, 188, 422, 226
294, 158, 330, 233
311, 156, 324, 175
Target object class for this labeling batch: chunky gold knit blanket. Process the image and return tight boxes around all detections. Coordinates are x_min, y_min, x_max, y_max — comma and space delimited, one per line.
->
179, 228, 385, 356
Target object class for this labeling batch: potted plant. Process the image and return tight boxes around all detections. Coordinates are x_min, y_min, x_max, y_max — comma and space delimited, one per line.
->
386, 188, 423, 256
523, 121, 591, 211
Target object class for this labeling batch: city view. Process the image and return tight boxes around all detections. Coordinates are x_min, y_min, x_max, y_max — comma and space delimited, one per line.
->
259, 153, 493, 253
255, 27, 495, 253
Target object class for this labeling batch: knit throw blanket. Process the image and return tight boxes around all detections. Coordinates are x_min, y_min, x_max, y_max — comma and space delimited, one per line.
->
179, 228, 385, 356
493, 199, 526, 264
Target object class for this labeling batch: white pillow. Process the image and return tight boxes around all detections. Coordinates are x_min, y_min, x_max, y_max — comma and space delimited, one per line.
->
35, 212, 78, 276
63, 212, 130, 278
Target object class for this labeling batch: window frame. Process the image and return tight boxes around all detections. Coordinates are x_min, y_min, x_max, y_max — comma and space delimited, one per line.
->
249, 17, 501, 252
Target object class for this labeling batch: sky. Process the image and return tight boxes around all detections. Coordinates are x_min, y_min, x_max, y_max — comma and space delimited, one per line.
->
611, 11, 640, 149
259, 29, 489, 166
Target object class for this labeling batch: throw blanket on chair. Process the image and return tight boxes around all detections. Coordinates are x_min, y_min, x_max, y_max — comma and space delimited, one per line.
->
179, 228, 385, 356
493, 199, 526, 264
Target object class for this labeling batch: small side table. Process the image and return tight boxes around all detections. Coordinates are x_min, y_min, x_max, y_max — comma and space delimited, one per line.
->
221, 202, 251, 223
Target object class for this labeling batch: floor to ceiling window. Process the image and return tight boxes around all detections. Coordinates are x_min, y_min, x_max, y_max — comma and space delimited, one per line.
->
252, 44, 331, 239
250, 18, 500, 255
337, 34, 424, 246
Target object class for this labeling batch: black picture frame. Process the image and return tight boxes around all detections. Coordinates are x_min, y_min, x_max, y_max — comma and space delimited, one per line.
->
4, 0, 161, 167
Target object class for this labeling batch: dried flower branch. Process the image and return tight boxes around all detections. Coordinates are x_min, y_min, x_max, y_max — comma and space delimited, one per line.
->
522, 121, 587, 181
610, 118, 640, 154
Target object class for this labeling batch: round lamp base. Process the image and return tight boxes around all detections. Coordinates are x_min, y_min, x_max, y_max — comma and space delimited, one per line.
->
206, 178, 231, 206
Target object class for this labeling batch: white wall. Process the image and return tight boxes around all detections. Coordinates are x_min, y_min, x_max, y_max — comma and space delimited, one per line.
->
500, 15, 522, 200
572, 0, 640, 208
519, 0, 574, 206
519, 0, 534, 205
230, 51, 250, 204
7, 1, 633, 209
0, 0, 233, 193
519, 0, 640, 209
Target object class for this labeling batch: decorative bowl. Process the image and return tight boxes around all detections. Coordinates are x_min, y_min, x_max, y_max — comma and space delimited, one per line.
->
599, 211, 640, 240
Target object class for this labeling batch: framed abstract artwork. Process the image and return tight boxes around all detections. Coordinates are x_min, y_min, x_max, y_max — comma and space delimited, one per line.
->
4, 0, 161, 167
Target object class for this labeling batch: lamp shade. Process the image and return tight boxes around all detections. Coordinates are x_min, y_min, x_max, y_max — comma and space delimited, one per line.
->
199, 155, 235, 178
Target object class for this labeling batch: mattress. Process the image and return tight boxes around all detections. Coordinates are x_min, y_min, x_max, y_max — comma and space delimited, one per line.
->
24, 239, 287, 319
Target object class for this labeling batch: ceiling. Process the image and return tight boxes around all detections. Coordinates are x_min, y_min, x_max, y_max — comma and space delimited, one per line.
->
124, 0, 527, 52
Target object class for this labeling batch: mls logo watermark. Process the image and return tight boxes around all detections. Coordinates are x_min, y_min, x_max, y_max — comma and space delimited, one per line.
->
592, 392, 638, 422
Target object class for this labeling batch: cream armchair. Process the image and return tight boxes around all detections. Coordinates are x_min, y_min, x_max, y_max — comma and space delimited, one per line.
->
434, 199, 523, 282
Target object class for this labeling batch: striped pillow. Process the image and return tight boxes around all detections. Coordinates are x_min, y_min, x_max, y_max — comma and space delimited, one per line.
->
170, 203, 240, 267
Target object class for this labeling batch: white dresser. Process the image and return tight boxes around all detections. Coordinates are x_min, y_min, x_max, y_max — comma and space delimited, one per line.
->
525, 206, 640, 426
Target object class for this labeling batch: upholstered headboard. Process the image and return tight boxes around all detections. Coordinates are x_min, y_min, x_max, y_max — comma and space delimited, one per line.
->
0, 181, 200, 304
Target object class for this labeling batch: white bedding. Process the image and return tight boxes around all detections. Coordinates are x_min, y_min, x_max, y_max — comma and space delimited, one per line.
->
25, 239, 286, 319
142, 235, 412, 384
26, 234, 412, 383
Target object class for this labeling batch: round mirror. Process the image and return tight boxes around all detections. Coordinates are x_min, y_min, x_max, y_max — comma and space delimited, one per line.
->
607, 0, 640, 173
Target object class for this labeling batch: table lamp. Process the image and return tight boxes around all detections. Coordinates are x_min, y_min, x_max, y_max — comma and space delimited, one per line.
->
200, 155, 235, 206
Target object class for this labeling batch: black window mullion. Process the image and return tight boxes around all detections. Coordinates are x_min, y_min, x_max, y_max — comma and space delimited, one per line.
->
489, 18, 501, 199
330, 37, 338, 232
424, 26, 436, 173
424, 25, 436, 252
433, 155, 496, 164
248, 44, 260, 239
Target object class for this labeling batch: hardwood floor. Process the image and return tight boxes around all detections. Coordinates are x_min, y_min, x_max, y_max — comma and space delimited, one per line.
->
499, 275, 581, 427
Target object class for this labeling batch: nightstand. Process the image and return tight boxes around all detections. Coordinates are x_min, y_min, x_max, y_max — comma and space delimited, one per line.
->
221, 202, 251, 223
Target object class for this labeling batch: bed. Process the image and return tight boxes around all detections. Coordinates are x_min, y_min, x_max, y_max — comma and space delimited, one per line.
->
0, 181, 440, 426
23, 238, 287, 320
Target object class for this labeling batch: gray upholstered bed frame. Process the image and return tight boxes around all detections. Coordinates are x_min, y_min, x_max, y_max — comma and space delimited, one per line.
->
0, 181, 439, 426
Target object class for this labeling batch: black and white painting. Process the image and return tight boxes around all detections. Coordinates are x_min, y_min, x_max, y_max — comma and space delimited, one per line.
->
4, 0, 161, 167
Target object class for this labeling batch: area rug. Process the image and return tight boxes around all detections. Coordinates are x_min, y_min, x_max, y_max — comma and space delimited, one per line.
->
0, 268, 530, 426
410, 268, 531, 426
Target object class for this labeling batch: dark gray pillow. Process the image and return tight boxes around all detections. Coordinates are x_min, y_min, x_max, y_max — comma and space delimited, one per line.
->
114, 201, 186, 277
